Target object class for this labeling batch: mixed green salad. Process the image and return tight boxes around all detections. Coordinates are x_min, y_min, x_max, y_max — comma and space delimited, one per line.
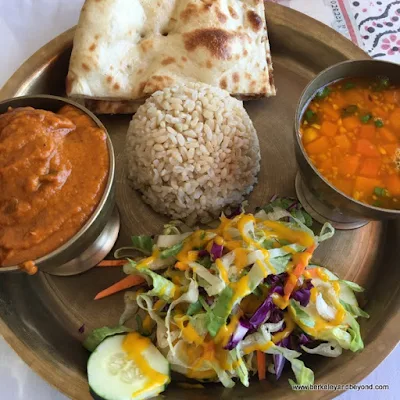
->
84, 197, 368, 400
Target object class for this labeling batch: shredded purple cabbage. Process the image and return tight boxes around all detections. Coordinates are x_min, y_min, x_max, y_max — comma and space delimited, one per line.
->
225, 295, 281, 350
269, 308, 284, 324
78, 324, 85, 334
271, 285, 284, 296
297, 333, 312, 346
198, 249, 209, 258
265, 272, 288, 286
249, 297, 273, 328
274, 336, 291, 380
291, 280, 313, 307
225, 319, 252, 350
210, 242, 223, 261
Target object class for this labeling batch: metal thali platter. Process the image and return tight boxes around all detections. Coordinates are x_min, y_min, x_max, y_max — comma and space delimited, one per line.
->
0, 3, 399, 400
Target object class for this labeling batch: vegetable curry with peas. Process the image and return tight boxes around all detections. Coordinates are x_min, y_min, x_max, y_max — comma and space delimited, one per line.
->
300, 77, 400, 210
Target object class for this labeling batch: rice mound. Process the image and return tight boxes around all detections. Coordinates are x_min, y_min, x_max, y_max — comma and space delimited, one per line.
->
126, 82, 260, 224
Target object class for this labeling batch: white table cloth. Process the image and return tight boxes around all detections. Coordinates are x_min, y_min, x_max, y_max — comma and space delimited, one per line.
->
0, 0, 398, 399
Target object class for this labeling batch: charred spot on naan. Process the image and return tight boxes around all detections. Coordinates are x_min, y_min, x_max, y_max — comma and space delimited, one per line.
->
184, 29, 233, 60
215, 6, 228, 23
89, 43, 96, 52
228, 6, 239, 19
247, 10, 263, 32
140, 39, 154, 53
161, 57, 176, 66
220, 77, 228, 90
144, 76, 174, 94
82, 63, 90, 72
180, 3, 198, 23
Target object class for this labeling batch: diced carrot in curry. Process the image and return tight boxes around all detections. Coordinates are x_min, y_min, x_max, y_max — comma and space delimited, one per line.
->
343, 116, 361, 131
321, 121, 338, 137
360, 125, 375, 140
382, 144, 398, 156
344, 91, 364, 104
305, 136, 330, 155
384, 90, 400, 105
356, 139, 380, 157
319, 158, 333, 172
321, 104, 340, 121
334, 134, 352, 151
301, 77, 400, 209
379, 127, 397, 143
389, 108, 400, 132
354, 176, 381, 196
385, 175, 400, 196
372, 107, 388, 119
359, 158, 381, 178
334, 179, 354, 196
337, 155, 360, 176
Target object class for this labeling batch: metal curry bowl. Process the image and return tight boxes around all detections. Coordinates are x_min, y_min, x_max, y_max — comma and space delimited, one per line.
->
0, 95, 119, 275
294, 60, 400, 230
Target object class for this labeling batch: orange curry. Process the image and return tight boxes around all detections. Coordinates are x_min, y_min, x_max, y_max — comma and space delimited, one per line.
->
0, 105, 109, 267
300, 77, 400, 210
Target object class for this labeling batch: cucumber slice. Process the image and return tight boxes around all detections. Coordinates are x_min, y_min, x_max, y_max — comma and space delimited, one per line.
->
88, 333, 170, 400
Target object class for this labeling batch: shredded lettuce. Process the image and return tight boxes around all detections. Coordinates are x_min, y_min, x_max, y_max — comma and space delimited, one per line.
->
157, 233, 192, 248
125, 264, 176, 300
187, 300, 203, 316
347, 314, 364, 352
340, 280, 365, 292
160, 242, 184, 259
301, 341, 342, 357
289, 300, 315, 328
206, 286, 234, 337
83, 326, 132, 352
288, 358, 314, 387
131, 235, 154, 255
119, 291, 139, 325
190, 262, 225, 296
340, 300, 370, 319
166, 276, 199, 353
233, 348, 249, 387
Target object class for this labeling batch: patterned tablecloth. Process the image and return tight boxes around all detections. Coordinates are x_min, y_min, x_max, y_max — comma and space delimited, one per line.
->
269, 0, 400, 63
0, 1, 399, 400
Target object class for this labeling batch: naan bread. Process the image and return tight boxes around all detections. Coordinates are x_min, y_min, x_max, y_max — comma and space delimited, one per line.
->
67, 0, 276, 114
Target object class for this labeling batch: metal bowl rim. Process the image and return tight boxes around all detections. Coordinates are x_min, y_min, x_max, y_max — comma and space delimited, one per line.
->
0, 94, 115, 271
294, 59, 400, 216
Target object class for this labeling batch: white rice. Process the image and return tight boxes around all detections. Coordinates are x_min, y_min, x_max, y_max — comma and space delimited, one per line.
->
126, 82, 261, 224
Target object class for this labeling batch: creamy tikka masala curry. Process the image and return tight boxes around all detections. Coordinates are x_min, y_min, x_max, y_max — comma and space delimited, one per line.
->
0, 105, 109, 267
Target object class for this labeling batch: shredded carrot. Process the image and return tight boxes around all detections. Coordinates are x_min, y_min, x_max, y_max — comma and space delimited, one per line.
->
257, 351, 266, 380
283, 245, 316, 301
94, 274, 145, 300
96, 259, 127, 267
